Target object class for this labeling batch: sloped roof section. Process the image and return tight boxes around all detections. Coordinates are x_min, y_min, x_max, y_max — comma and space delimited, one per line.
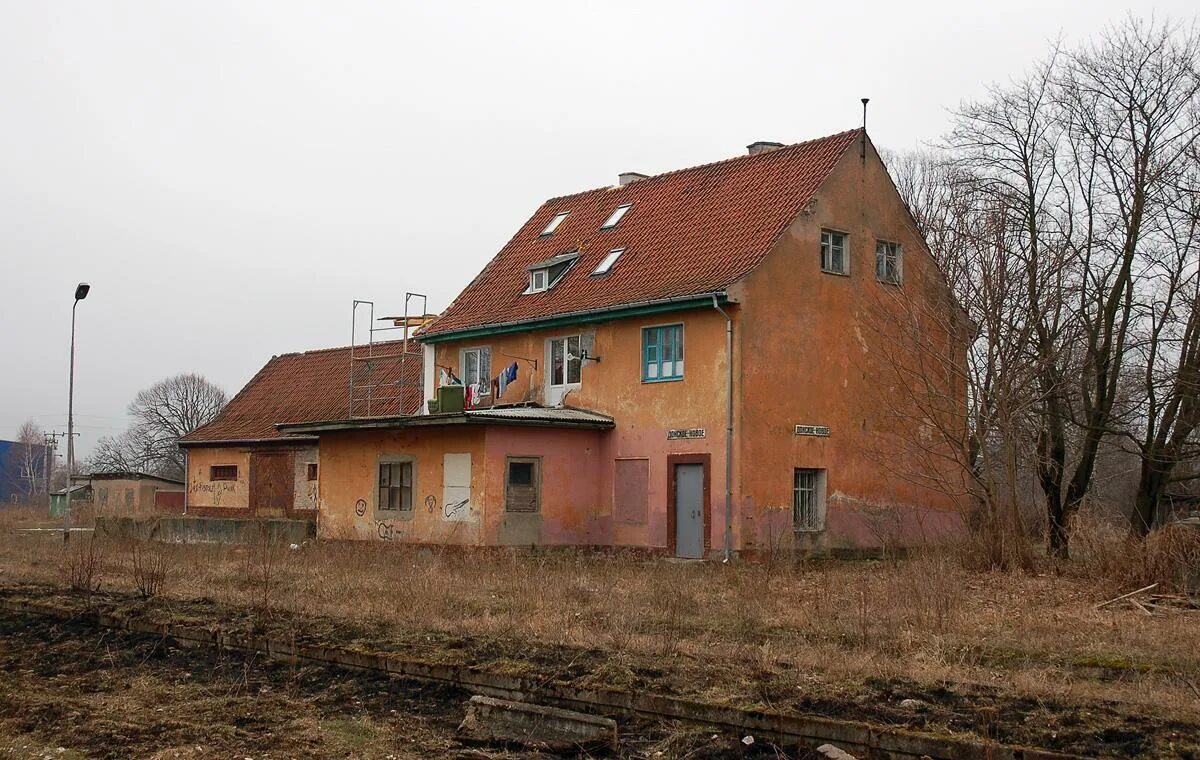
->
180, 341, 423, 445
422, 129, 861, 338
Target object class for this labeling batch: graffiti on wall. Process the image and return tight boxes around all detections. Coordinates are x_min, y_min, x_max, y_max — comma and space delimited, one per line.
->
189, 480, 238, 506
355, 499, 367, 517
374, 520, 406, 541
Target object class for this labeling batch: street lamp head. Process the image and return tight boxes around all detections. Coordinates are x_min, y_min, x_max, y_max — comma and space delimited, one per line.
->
74, 283, 90, 301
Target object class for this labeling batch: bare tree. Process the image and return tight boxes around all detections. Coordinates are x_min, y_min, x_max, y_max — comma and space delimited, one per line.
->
1055, 18, 1200, 540
89, 374, 227, 480
4, 420, 47, 504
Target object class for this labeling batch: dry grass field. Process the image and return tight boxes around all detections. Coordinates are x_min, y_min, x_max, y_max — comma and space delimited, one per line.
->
0, 505, 1198, 757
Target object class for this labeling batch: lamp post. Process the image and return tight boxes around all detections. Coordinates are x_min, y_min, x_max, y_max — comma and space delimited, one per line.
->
64, 282, 90, 543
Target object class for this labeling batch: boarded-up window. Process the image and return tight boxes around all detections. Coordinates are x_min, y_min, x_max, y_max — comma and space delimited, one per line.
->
378, 461, 413, 511
443, 453, 473, 522
98, 488, 109, 506
124, 488, 134, 507
505, 457, 540, 513
210, 465, 237, 481
306, 463, 318, 481
614, 458, 649, 524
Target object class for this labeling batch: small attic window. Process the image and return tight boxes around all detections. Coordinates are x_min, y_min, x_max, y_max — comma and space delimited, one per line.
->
525, 251, 579, 294
601, 204, 632, 230
592, 248, 625, 276
540, 211, 569, 236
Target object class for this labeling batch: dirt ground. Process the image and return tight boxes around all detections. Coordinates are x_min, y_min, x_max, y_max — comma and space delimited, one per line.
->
0, 606, 793, 760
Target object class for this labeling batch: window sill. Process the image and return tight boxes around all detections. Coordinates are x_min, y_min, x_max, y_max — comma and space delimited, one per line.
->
793, 527, 825, 534
821, 269, 850, 277
641, 376, 684, 384
374, 509, 414, 521
875, 278, 902, 287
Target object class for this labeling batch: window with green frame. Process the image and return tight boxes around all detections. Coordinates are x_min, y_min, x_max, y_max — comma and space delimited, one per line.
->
642, 324, 684, 382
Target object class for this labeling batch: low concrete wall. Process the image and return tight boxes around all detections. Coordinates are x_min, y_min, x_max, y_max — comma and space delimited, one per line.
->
96, 516, 315, 545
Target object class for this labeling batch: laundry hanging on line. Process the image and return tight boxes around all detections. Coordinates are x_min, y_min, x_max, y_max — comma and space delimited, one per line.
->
496, 362, 519, 398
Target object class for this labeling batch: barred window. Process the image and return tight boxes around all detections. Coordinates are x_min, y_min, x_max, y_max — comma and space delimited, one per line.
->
793, 468, 825, 531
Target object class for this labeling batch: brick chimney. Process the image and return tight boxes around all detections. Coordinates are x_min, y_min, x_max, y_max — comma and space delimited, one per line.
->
747, 141, 784, 156
618, 172, 648, 186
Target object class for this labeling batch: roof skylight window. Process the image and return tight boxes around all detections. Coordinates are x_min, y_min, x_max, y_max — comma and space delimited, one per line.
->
525, 251, 580, 294
540, 211, 569, 236
592, 248, 625, 276
601, 203, 632, 230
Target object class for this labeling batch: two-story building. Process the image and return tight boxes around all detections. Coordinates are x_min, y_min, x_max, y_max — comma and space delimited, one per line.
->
280, 128, 968, 555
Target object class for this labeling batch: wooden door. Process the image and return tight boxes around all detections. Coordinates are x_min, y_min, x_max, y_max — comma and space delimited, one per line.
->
249, 451, 294, 517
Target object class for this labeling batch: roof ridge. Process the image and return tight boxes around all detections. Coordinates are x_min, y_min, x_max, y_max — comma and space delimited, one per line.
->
545, 128, 862, 204
271, 338, 412, 359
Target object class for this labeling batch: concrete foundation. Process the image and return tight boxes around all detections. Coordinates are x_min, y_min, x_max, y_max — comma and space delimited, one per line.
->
95, 516, 315, 545
459, 694, 617, 751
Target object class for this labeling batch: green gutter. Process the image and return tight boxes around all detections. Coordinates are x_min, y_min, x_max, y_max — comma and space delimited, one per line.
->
420, 293, 730, 344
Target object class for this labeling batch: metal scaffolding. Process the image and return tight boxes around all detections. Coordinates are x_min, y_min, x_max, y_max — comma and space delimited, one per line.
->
349, 293, 432, 419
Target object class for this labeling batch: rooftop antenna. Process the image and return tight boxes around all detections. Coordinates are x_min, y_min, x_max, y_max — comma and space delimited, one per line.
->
860, 98, 869, 161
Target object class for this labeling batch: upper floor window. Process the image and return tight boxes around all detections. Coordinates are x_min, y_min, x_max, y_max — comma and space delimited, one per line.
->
876, 240, 902, 285
461, 346, 491, 395
821, 229, 848, 275
540, 211, 569, 236
548, 335, 581, 387
526, 251, 578, 294
601, 203, 632, 230
643, 324, 684, 382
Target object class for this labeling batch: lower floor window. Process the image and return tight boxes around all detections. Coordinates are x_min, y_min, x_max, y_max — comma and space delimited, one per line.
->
378, 461, 413, 511
793, 468, 825, 531
505, 457, 541, 512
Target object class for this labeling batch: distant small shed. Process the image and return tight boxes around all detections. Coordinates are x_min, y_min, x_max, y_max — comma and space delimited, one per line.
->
88, 472, 185, 517
49, 484, 92, 518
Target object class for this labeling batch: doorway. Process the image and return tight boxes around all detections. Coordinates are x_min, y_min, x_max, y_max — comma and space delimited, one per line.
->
249, 451, 294, 517
668, 454, 709, 558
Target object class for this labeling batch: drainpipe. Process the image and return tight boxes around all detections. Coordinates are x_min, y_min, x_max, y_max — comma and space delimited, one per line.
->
182, 449, 189, 515
711, 295, 734, 562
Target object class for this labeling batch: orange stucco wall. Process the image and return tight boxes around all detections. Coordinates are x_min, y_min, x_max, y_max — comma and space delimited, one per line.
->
733, 138, 966, 550
184, 444, 320, 517
186, 447, 250, 513
431, 309, 736, 551
316, 425, 608, 546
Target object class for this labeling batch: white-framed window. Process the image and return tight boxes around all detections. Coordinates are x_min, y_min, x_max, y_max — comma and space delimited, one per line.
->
461, 346, 491, 395
525, 252, 578, 294
793, 468, 826, 531
592, 247, 625, 276
540, 211, 569, 236
601, 203, 632, 230
876, 240, 902, 285
821, 229, 848, 275
548, 335, 582, 388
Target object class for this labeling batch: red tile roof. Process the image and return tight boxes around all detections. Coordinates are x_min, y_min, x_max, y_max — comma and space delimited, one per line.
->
422, 129, 861, 338
180, 341, 423, 445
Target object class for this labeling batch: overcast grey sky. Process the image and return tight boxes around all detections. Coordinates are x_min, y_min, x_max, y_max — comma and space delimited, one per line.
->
1, 0, 1194, 454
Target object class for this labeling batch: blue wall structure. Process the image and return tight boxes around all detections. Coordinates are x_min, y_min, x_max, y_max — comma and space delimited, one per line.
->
0, 439, 48, 504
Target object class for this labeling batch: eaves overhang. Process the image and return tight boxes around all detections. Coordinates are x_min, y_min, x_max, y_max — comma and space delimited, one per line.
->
419, 291, 732, 344
277, 408, 616, 435
178, 435, 320, 448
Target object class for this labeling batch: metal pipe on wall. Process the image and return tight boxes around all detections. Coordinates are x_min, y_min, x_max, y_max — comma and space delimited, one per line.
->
711, 295, 734, 562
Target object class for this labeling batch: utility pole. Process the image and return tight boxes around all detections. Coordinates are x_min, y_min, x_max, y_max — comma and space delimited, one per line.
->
42, 432, 66, 508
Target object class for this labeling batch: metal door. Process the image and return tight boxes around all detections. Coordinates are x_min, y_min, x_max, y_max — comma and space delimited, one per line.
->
674, 463, 705, 558
250, 451, 294, 517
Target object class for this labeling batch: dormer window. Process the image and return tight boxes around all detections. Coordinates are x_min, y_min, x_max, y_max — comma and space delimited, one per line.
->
601, 203, 632, 230
540, 211, 569, 236
525, 251, 579, 294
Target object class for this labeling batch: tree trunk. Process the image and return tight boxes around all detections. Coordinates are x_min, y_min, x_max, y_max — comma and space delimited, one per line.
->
1130, 458, 1171, 537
